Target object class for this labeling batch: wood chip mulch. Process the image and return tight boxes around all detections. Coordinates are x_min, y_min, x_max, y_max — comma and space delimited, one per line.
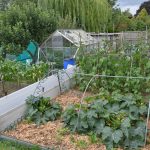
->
2, 90, 150, 150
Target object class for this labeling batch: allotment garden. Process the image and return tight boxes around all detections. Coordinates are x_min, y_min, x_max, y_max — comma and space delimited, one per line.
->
0, 56, 49, 97
0, 43, 150, 150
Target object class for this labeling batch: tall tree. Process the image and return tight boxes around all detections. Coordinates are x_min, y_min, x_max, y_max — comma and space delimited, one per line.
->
37, 0, 111, 32
136, 8, 148, 20
135, 1, 150, 16
107, 0, 117, 7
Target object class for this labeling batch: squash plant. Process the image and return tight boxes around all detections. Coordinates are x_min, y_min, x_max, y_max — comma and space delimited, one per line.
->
26, 95, 62, 125
63, 92, 147, 149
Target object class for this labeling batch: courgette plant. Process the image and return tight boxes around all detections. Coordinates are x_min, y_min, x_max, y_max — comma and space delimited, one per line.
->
63, 92, 148, 150
26, 95, 62, 125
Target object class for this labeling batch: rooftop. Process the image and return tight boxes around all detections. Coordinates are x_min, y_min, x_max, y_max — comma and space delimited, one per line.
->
58, 29, 98, 46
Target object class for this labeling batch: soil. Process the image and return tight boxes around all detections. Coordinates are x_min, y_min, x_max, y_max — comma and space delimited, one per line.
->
0, 81, 29, 98
2, 90, 150, 150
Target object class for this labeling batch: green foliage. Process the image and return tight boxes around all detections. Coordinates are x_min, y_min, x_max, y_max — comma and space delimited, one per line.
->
135, 1, 150, 17
37, 0, 111, 32
75, 140, 88, 149
0, 59, 23, 82
0, 1, 58, 55
108, 5, 150, 32
0, 60, 49, 83
88, 132, 100, 144
57, 127, 70, 136
0, 59, 49, 95
76, 140, 88, 149
57, 15, 76, 29
63, 92, 147, 149
26, 95, 62, 125
24, 62, 49, 83
0, 140, 40, 150
0, 0, 12, 10
136, 8, 148, 20
76, 44, 150, 94
107, 0, 117, 7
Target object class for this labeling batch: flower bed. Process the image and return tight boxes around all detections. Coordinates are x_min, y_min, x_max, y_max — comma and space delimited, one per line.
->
2, 90, 150, 150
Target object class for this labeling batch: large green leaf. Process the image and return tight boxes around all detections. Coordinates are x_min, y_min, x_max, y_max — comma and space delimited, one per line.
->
121, 117, 131, 128
94, 119, 105, 135
112, 130, 123, 144
139, 105, 147, 115
102, 127, 112, 140
87, 109, 97, 118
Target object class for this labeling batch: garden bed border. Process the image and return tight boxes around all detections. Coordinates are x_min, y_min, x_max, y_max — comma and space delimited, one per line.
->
0, 67, 75, 131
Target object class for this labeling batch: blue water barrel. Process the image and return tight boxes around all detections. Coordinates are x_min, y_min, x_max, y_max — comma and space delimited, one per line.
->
63, 58, 75, 69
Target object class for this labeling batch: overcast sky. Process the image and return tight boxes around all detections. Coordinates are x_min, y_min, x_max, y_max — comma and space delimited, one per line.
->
117, 0, 147, 15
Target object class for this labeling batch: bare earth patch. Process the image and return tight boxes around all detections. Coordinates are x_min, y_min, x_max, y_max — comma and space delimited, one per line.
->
3, 90, 150, 150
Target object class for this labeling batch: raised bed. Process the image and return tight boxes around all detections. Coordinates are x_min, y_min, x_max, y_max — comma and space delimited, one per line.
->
0, 67, 75, 131
2, 90, 150, 150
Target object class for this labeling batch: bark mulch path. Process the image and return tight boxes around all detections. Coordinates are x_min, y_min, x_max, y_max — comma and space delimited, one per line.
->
2, 90, 150, 150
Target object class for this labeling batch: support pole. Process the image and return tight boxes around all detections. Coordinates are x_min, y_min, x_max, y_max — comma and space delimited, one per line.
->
37, 47, 40, 64
144, 101, 150, 146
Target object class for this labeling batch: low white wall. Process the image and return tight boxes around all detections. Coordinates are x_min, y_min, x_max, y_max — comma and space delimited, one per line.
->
0, 67, 75, 131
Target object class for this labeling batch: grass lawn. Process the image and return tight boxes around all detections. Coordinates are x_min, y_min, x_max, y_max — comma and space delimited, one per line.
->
0, 140, 40, 150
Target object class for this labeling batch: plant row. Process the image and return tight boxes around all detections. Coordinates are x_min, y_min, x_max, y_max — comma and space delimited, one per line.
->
25, 92, 148, 150
0, 57, 49, 95
0, 57, 49, 83
76, 44, 150, 94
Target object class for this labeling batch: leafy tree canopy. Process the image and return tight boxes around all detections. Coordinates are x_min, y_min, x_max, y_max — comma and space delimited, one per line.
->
136, 8, 148, 20
37, 0, 112, 32
135, 1, 150, 16
0, 1, 58, 55
107, 0, 117, 7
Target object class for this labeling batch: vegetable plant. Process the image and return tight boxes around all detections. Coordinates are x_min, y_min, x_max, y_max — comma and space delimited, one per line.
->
76, 44, 150, 94
63, 92, 148, 149
24, 62, 49, 83
0, 59, 49, 96
26, 95, 62, 125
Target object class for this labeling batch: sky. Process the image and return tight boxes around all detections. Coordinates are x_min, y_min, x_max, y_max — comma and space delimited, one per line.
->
117, 0, 147, 15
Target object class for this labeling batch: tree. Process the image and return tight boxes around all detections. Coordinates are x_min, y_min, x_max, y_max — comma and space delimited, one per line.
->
0, 1, 58, 55
58, 15, 77, 29
135, 8, 149, 30
136, 8, 148, 21
135, 1, 150, 16
37, 0, 112, 32
123, 9, 133, 19
134, 2, 150, 31
107, 0, 117, 7
115, 15, 130, 31
0, 0, 12, 10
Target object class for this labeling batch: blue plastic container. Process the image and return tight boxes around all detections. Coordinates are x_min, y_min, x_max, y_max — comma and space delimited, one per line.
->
63, 58, 75, 69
